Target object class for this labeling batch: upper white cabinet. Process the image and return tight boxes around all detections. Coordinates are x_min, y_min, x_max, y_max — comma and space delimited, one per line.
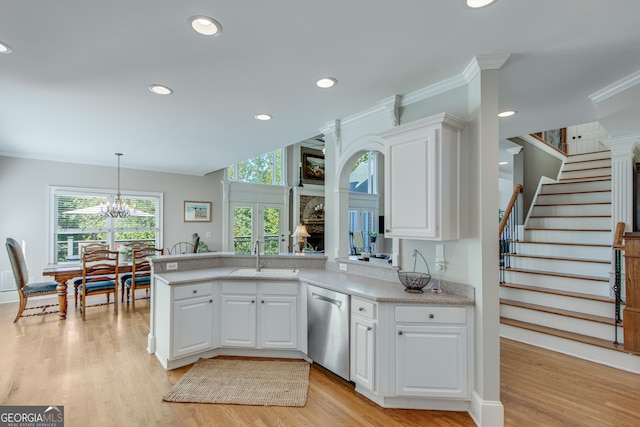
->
382, 113, 465, 240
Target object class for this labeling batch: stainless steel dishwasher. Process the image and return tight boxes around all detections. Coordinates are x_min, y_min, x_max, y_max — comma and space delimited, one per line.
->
307, 284, 350, 381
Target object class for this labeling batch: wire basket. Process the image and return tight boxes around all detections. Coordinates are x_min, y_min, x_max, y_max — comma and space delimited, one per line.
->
397, 249, 432, 293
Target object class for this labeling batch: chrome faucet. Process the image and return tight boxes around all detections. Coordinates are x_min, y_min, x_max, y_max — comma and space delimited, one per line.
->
253, 240, 262, 271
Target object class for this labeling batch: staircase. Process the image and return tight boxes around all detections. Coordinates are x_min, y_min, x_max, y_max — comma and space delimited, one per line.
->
500, 150, 640, 373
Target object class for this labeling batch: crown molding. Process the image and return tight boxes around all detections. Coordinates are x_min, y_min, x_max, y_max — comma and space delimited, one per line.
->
590, 69, 640, 104
402, 54, 510, 106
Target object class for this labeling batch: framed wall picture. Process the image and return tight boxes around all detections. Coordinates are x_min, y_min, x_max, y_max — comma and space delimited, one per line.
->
184, 201, 212, 222
303, 153, 325, 181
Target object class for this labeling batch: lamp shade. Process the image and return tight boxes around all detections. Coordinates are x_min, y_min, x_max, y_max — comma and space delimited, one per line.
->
293, 224, 310, 238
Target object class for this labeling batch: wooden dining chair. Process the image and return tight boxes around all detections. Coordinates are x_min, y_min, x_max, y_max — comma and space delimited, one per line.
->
5, 238, 60, 323
73, 242, 108, 307
122, 246, 163, 307
79, 248, 118, 320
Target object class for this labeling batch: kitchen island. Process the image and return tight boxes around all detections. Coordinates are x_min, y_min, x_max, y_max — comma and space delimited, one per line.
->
148, 252, 475, 411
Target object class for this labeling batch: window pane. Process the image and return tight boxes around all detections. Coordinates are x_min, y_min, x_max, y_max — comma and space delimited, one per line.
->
233, 206, 252, 254
53, 189, 161, 263
350, 152, 372, 193
228, 148, 284, 185
263, 207, 280, 254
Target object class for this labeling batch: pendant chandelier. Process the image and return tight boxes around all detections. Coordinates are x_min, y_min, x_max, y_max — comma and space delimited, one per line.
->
104, 153, 131, 218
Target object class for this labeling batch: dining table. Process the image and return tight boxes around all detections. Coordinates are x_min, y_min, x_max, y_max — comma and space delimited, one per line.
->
42, 262, 133, 320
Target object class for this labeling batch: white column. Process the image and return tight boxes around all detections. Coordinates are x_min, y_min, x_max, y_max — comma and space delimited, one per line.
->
602, 135, 640, 232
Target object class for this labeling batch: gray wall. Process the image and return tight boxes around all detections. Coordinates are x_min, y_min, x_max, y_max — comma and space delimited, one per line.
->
511, 137, 563, 216
0, 156, 224, 287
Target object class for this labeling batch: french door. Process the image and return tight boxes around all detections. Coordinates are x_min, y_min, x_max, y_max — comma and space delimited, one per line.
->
231, 202, 285, 254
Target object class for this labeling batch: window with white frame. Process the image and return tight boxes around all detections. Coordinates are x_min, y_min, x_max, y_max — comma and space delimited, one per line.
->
50, 187, 162, 263
227, 148, 285, 185
349, 151, 378, 194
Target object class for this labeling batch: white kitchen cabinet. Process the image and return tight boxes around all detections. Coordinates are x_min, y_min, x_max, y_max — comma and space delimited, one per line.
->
350, 297, 377, 392
261, 295, 298, 349
220, 292, 257, 347
221, 281, 298, 350
394, 305, 469, 399
171, 282, 215, 359
381, 112, 465, 240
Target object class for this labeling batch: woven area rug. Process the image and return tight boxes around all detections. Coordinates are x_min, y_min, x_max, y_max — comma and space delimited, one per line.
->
162, 358, 310, 407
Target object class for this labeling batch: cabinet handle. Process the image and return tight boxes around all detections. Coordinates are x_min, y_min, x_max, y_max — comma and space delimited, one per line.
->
251, 300, 255, 304
398, 331, 403, 335
209, 299, 213, 303
429, 313, 434, 319
367, 326, 372, 331
261, 300, 265, 304
385, 229, 391, 233
358, 307, 364, 312
192, 290, 197, 294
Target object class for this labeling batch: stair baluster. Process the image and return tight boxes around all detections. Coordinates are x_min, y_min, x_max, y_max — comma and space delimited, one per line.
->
612, 222, 625, 345
499, 184, 524, 284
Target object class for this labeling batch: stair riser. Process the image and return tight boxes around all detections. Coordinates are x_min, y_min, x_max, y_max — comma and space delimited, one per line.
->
527, 216, 611, 230
560, 168, 611, 180
531, 204, 611, 217
525, 229, 611, 245
563, 159, 611, 171
566, 151, 610, 163
500, 287, 619, 318
507, 256, 610, 277
500, 325, 640, 374
541, 180, 611, 194
502, 270, 610, 296
536, 192, 611, 205
513, 242, 611, 260
500, 305, 622, 342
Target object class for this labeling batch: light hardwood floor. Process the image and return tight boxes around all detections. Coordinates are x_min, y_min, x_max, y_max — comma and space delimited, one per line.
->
1, 297, 639, 426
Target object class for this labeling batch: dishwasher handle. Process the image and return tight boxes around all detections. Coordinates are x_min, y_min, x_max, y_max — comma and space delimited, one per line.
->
311, 292, 343, 308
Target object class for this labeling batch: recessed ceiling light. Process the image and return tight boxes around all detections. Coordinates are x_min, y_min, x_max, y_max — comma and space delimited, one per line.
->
0, 42, 12, 54
499, 161, 509, 165
466, 0, 497, 8
190, 16, 222, 36
498, 110, 517, 118
255, 114, 272, 121
149, 84, 173, 95
316, 77, 337, 89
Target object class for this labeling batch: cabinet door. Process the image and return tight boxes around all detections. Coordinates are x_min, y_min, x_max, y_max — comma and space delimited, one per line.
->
260, 295, 298, 349
350, 316, 375, 392
385, 126, 438, 239
220, 295, 256, 347
172, 295, 214, 358
395, 324, 467, 398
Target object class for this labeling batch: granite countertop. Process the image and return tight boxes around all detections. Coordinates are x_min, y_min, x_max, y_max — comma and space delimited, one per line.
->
154, 267, 474, 305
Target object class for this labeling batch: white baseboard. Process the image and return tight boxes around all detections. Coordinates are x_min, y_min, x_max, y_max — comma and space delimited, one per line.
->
469, 390, 504, 427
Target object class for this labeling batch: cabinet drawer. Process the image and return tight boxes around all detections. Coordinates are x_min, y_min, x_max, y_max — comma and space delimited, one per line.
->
351, 297, 377, 320
173, 282, 213, 300
395, 305, 466, 324
222, 281, 257, 294
261, 282, 298, 295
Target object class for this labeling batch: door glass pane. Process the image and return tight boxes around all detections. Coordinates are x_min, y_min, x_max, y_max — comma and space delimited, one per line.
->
263, 207, 280, 254
233, 206, 253, 254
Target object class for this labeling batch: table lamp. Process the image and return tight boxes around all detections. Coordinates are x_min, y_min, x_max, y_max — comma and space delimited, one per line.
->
293, 224, 310, 253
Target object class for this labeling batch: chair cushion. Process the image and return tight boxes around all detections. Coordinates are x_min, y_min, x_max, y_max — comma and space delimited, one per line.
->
78, 280, 116, 292
22, 281, 58, 296
124, 276, 150, 287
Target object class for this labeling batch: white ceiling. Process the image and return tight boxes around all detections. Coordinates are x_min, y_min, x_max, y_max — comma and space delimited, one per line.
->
1, 0, 640, 176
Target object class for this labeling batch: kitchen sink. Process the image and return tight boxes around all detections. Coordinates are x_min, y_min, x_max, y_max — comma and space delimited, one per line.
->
227, 268, 299, 277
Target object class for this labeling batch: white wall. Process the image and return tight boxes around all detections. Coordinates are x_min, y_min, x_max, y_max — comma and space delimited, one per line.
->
0, 156, 224, 291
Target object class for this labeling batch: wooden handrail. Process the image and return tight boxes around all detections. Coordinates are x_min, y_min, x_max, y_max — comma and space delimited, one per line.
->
613, 222, 626, 250
499, 184, 524, 236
